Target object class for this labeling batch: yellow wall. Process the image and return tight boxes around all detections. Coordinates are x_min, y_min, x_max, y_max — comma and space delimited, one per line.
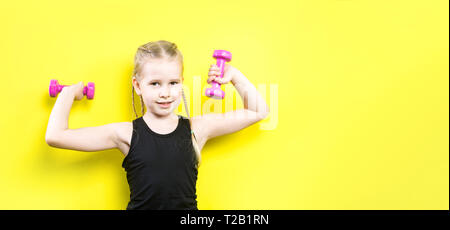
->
0, 0, 447, 210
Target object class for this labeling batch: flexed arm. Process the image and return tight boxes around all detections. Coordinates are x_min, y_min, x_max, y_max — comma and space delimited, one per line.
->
229, 67, 270, 117
45, 83, 82, 137
192, 64, 270, 142
45, 83, 121, 152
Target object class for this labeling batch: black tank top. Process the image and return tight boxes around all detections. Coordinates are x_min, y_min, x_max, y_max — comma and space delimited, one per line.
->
122, 115, 199, 210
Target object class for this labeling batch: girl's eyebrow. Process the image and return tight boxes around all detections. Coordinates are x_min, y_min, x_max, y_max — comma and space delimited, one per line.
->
148, 78, 180, 82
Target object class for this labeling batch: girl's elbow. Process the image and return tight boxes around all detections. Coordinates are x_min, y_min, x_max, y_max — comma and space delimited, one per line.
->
46, 137, 57, 148
257, 110, 269, 120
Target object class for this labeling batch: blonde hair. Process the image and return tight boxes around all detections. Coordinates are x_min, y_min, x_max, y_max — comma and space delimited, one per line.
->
131, 40, 201, 169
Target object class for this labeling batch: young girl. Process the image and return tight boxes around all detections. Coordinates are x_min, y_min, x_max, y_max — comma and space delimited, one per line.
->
45, 40, 270, 210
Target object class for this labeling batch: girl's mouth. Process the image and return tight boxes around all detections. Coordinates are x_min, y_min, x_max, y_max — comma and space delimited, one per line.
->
156, 101, 173, 108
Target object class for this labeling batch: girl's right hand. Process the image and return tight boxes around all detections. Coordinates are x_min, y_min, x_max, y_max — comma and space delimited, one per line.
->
66, 82, 84, 100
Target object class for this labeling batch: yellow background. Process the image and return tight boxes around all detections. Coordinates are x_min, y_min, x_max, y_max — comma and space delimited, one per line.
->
0, 0, 448, 210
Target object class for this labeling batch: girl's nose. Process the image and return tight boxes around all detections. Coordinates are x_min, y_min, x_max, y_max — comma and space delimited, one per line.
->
159, 86, 170, 97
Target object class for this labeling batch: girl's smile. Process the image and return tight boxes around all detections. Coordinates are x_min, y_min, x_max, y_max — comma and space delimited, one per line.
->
156, 100, 173, 108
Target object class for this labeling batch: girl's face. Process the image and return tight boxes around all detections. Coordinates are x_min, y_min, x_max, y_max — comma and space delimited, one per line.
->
133, 58, 183, 117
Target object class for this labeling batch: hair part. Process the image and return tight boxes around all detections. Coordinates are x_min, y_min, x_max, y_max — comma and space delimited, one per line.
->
131, 40, 201, 169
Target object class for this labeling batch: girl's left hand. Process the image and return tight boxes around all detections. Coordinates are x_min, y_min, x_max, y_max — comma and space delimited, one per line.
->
207, 64, 237, 85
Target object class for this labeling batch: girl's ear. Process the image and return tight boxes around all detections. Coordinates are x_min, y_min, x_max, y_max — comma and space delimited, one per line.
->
132, 77, 142, 96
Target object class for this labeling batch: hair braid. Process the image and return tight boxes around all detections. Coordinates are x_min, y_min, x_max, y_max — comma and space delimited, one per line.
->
132, 86, 137, 118
181, 87, 202, 168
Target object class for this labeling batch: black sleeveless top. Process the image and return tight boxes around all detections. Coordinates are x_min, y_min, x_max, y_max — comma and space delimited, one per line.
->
122, 115, 199, 210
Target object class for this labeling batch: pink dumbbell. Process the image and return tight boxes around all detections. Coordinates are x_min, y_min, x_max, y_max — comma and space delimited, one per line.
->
205, 49, 232, 99
49, 79, 95, 99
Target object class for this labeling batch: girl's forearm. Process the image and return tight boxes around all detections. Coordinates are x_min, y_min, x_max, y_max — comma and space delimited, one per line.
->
45, 87, 75, 139
231, 70, 270, 116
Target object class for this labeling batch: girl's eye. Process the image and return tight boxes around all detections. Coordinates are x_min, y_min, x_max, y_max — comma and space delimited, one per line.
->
149, 82, 178, 86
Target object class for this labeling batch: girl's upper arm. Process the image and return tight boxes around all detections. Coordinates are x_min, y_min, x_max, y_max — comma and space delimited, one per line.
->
45, 122, 126, 152
193, 109, 268, 142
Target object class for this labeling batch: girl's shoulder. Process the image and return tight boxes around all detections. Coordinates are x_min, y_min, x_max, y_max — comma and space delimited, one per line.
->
112, 121, 133, 156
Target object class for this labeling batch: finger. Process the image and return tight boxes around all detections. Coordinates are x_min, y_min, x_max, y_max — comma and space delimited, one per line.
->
207, 76, 215, 84
208, 68, 220, 74
214, 77, 224, 84
209, 76, 222, 84
208, 70, 221, 77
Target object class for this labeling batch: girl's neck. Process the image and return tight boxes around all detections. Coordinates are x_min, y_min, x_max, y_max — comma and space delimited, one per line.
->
142, 112, 179, 135
143, 112, 178, 123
